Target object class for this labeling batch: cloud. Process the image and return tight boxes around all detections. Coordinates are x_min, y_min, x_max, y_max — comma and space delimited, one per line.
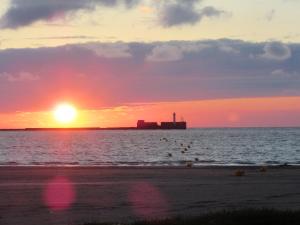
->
0, 0, 227, 29
146, 42, 210, 62
0, 71, 40, 82
258, 42, 292, 61
0, 0, 141, 29
158, 0, 226, 27
82, 42, 132, 58
218, 44, 240, 54
25, 35, 100, 40
0, 39, 299, 112
146, 45, 183, 62
271, 69, 298, 77
201, 6, 225, 18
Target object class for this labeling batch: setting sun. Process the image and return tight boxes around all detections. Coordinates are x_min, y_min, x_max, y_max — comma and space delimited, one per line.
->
53, 103, 77, 124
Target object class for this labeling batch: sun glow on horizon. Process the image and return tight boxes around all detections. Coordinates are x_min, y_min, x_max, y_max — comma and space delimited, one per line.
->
53, 103, 77, 124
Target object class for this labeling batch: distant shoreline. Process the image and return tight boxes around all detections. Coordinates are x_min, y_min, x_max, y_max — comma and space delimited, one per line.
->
0, 127, 188, 131
0, 127, 136, 131
0, 127, 299, 131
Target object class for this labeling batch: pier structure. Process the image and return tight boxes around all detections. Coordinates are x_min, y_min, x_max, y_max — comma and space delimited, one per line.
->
137, 113, 187, 130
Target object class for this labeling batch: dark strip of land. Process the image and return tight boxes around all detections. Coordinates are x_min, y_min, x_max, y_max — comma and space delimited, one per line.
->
0, 127, 137, 132
0, 127, 186, 131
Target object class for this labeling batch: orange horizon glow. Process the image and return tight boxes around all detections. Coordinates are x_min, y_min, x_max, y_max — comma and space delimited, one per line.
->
0, 96, 300, 129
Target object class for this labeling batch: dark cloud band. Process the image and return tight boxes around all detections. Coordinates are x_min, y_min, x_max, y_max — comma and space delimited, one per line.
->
159, 0, 225, 27
0, 39, 299, 112
0, 0, 141, 29
0, 0, 226, 29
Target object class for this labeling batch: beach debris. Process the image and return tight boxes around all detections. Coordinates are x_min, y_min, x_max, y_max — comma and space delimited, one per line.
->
234, 170, 245, 177
186, 161, 193, 168
161, 138, 169, 142
259, 166, 267, 172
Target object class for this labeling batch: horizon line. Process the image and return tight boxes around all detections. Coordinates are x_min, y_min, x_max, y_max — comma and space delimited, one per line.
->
0, 126, 300, 131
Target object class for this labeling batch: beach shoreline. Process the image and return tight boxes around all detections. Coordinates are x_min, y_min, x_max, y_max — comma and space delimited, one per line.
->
0, 164, 299, 169
0, 161, 300, 169
0, 166, 299, 225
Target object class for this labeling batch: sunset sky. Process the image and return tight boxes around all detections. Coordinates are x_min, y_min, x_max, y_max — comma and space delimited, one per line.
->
0, 0, 300, 128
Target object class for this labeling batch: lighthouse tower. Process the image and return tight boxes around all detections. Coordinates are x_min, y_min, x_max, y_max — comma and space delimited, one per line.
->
173, 112, 176, 125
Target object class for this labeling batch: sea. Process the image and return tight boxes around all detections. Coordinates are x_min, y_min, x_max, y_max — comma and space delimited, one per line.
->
0, 128, 299, 166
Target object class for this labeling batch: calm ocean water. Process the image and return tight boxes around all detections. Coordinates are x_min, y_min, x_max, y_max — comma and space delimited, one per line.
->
0, 128, 299, 166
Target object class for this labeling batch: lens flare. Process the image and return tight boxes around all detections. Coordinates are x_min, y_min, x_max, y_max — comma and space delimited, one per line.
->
128, 182, 169, 219
43, 176, 76, 212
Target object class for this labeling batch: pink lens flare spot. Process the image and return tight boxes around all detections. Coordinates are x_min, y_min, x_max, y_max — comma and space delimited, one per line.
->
128, 182, 169, 220
43, 176, 76, 212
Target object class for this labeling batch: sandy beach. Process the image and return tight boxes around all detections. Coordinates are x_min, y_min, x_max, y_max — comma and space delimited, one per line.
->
0, 166, 299, 225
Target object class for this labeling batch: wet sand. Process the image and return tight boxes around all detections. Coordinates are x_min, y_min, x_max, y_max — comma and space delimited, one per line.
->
0, 166, 299, 225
